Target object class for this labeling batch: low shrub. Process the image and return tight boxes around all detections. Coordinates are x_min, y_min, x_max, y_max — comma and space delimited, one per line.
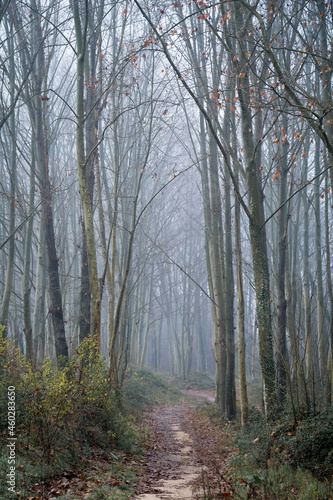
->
0, 333, 144, 498
270, 408, 333, 480
229, 406, 333, 498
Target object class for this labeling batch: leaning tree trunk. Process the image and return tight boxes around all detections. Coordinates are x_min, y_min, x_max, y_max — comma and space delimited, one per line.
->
30, 21, 68, 360
38, 110, 68, 360
15, 1, 69, 361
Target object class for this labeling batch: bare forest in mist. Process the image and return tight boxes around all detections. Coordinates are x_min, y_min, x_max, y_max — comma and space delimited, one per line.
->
1, 1, 333, 498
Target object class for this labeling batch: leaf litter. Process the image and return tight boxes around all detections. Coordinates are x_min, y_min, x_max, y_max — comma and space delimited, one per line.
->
135, 390, 234, 499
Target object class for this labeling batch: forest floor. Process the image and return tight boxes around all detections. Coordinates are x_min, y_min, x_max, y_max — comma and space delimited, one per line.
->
18, 377, 333, 499
134, 390, 234, 500
24, 387, 236, 500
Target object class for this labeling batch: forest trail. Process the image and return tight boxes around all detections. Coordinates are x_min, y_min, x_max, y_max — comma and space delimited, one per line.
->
135, 390, 217, 500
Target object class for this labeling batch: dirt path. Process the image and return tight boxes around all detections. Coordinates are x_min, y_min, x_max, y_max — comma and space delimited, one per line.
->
134, 391, 216, 500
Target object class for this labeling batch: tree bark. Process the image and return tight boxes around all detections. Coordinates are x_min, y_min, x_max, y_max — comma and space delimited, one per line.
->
314, 136, 328, 400
234, 3, 278, 419
276, 116, 289, 407
22, 144, 35, 363
325, 169, 333, 403
225, 156, 236, 418
73, 0, 101, 344
235, 171, 249, 426
0, 31, 16, 330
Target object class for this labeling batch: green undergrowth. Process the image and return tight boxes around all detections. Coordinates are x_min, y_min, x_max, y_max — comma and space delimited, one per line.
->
122, 367, 182, 413
246, 377, 265, 410
196, 403, 333, 499
0, 332, 177, 499
172, 371, 215, 391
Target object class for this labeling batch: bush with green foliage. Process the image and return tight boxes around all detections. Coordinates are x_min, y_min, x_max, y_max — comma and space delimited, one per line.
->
270, 408, 333, 480
229, 406, 333, 499
0, 332, 144, 498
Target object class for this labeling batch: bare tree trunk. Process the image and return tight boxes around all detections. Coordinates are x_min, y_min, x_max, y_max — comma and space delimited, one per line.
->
180, 16, 226, 410
0, 27, 16, 330
302, 136, 314, 403
325, 169, 333, 403
107, 109, 120, 350
41, 144, 68, 360
79, 15, 101, 342
314, 136, 328, 401
276, 116, 288, 406
109, 170, 144, 384
234, 3, 278, 419
209, 126, 226, 412
225, 159, 236, 418
73, 0, 101, 343
33, 219, 47, 366
140, 266, 154, 368
79, 227, 90, 341
22, 144, 35, 363
235, 171, 249, 426
196, 289, 207, 373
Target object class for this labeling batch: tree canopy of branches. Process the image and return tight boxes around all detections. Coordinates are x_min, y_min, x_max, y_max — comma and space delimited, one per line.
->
0, 0, 333, 426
